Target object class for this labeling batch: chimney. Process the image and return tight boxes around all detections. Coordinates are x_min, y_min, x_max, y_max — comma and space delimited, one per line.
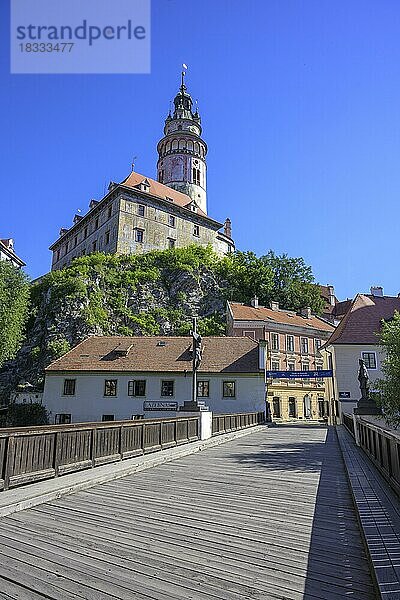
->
270, 301, 279, 311
258, 340, 267, 370
251, 295, 259, 309
300, 307, 312, 319
327, 285, 335, 306
370, 286, 384, 297
223, 218, 232, 239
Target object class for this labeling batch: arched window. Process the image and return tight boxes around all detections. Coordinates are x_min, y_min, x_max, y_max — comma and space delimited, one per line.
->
179, 139, 185, 149
187, 140, 193, 151
194, 142, 200, 154
172, 139, 178, 150
166, 141, 171, 152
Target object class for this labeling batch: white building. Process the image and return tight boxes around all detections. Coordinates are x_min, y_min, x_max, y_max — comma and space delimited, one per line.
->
0, 238, 25, 269
43, 336, 267, 424
325, 287, 400, 418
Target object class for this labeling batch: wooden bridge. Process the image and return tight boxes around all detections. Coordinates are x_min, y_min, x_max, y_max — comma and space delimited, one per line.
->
0, 418, 398, 599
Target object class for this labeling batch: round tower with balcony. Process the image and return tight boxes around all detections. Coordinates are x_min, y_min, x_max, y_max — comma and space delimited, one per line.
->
157, 69, 208, 214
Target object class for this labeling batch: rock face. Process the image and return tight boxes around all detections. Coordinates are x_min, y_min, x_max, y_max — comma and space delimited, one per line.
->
0, 248, 227, 399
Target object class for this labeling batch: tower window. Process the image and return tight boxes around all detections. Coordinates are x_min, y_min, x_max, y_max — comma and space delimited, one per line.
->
192, 168, 201, 186
193, 225, 200, 237
159, 170, 164, 183
168, 215, 176, 227
137, 204, 145, 217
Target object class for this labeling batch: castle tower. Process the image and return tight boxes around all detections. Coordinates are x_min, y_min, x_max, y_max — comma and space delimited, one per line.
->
157, 69, 208, 214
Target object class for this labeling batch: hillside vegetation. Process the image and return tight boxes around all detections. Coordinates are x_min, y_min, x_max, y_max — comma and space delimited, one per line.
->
0, 245, 324, 397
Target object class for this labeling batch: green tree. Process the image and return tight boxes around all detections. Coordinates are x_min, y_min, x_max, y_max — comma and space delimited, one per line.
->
376, 311, 400, 427
0, 262, 30, 366
219, 250, 323, 313
261, 251, 324, 313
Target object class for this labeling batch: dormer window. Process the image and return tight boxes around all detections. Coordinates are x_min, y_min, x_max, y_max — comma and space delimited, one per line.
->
140, 179, 151, 193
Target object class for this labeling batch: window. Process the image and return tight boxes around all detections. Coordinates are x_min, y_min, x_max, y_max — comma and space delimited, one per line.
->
107, 206, 112, 219
272, 397, 281, 418
92, 240, 97, 252
84, 226, 88, 239
105, 231, 110, 245
135, 229, 144, 243
315, 339, 322, 354
301, 337, 309, 354
63, 379, 76, 396
168, 215, 176, 227
168, 238, 176, 249
271, 333, 279, 351
197, 381, 210, 398
244, 330, 256, 340
288, 362, 295, 371
55, 414, 71, 424
128, 380, 146, 397
223, 381, 236, 397
74, 236, 78, 247
159, 170, 164, 183
137, 204, 145, 217
102, 415, 115, 422
362, 351, 377, 369
192, 167, 201, 185
132, 414, 145, 420
302, 363, 310, 371
161, 380, 174, 396
318, 399, 326, 418
288, 397, 297, 418
104, 380, 117, 397
271, 360, 280, 371
286, 335, 294, 352
95, 217, 99, 229
193, 225, 200, 237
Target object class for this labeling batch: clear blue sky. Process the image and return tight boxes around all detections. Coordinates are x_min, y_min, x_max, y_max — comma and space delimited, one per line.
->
1, 0, 400, 300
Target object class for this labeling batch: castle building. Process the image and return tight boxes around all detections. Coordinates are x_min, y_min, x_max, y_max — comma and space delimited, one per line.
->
227, 299, 335, 422
50, 72, 234, 271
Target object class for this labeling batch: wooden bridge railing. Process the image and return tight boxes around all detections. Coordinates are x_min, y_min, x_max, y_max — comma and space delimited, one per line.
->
342, 412, 400, 497
212, 412, 264, 435
0, 416, 200, 492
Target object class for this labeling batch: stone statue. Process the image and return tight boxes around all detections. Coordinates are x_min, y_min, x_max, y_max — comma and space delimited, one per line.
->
354, 358, 380, 415
358, 359, 370, 401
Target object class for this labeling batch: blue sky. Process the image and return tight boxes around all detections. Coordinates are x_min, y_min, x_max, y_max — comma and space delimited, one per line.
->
1, 0, 400, 300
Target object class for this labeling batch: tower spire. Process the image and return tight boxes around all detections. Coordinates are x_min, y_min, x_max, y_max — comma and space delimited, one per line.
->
156, 69, 208, 214
181, 63, 188, 94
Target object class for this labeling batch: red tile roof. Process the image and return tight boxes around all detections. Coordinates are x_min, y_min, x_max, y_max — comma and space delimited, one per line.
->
327, 294, 400, 345
228, 302, 334, 333
46, 336, 261, 374
121, 171, 208, 217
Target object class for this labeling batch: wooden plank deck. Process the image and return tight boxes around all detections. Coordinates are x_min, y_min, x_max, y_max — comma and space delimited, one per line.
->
337, 424, 400, 599
0, 425, 376, 599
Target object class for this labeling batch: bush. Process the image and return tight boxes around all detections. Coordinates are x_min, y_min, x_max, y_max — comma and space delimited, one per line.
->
4, 403, 49, 427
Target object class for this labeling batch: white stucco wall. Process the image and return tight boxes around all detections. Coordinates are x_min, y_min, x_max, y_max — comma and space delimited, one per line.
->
43, 371, 265, 424
331, 344, 385, 418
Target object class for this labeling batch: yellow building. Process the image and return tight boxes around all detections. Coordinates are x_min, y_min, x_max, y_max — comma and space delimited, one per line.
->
227, 298, 335, 423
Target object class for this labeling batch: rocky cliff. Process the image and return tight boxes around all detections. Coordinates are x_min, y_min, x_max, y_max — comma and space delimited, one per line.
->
0, 246, 227, 397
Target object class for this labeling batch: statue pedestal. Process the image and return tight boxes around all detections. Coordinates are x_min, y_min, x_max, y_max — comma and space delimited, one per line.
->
354, 398, 381, 416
